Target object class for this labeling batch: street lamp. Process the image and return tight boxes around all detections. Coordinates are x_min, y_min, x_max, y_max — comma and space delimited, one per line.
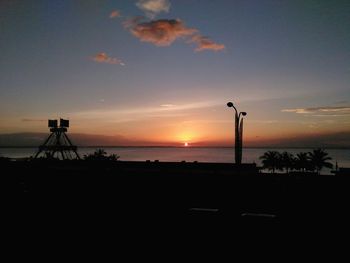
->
227, 102, 247, 165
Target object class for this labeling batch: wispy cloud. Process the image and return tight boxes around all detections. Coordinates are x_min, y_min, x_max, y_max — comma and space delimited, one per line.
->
136, 0, 171, 19
21, 119, 46, 122
71, 101, 221, 121
249, 120, 279, 124
282, 106, 350, 115
109, 10, 121, 19
124, 18, 225, 52
282, 108, 313, 114
156, 101, 220, 112
334, 100, 348, 105
92, 52, 125, 65
190, 35, 225, 52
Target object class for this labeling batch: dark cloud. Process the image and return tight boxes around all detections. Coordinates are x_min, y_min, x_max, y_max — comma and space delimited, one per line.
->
0, 133, 158, 147
250, 131, 350, 148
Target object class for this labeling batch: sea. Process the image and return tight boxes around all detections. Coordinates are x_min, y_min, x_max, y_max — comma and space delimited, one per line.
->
1, 147, 349, 175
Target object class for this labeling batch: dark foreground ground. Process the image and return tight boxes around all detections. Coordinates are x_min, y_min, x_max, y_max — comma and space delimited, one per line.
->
4, 160, 350, 217
3, 159, 350, 244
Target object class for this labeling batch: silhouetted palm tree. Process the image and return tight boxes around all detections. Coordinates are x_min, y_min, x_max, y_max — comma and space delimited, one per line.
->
281, 151, 294, 173
294, 152, 311, 172
108, 153, 120, 161
84, 149, 103, 161
259, 151, 281, 173
308, 148, 333, 175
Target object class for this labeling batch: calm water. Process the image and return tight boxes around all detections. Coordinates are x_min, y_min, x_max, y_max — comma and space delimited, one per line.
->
1, 147, 349, 174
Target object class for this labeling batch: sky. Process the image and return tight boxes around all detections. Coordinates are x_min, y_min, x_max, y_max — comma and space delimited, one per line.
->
0, 0, 350, 147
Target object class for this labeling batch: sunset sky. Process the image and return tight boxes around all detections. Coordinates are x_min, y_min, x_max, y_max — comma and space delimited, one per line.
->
1, 0, 350, 147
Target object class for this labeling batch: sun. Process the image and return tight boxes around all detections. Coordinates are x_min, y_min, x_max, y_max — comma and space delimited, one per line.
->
184, 142, 189, 147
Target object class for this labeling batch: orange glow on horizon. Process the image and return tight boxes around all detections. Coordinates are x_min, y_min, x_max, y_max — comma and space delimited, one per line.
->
176, 131, 196, 144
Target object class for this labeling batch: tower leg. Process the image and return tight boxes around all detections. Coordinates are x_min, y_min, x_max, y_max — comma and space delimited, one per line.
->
34, 133, 54, 159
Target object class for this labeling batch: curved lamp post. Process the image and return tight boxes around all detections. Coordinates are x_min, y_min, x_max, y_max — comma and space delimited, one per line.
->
227, 102, 247, 165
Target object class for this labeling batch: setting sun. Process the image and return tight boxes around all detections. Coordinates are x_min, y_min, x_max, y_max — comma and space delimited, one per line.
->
184, 142, 189, 147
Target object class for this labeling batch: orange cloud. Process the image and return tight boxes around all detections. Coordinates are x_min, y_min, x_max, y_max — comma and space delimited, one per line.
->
124, 18, 225, 52
109, 10, 121, 18
126, 19, 197, 46
190, 35, 225, 52
92, 52, 125, 65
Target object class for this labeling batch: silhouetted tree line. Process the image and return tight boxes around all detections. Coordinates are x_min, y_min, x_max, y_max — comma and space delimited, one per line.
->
83, 149, 120, 161
23, 149, 120, 161
259, 149, 333, 174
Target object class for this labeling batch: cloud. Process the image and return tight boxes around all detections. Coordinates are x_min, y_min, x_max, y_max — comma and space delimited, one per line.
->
136, 0, 171, 18
71, 100, 221, 121
125, 18, 197, 46
21, 119, 46, 122
190, 34, 225, 52
92, 52, 125, 65
282, 106, 350, 115
334, 100, 348, 104
0, 133, 135, 147
249, 120, 279, 124
160, 104, 175, 107
124, 18, 225, 52
109, 10, 121, 19
247, 131, 350, 148
281, 108, 313, 114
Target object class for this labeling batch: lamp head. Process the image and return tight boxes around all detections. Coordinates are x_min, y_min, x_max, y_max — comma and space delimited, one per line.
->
227, 102, 234, 107
241, 112, 247, 116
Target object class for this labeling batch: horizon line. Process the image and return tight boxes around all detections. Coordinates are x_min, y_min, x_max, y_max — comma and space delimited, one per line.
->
1, 145, 349, 150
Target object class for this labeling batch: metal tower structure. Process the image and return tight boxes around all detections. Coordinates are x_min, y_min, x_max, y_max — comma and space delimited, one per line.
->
34, 119, 80, 160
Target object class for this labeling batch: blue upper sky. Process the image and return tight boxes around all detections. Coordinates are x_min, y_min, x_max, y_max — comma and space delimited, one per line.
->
1, 0, 349, 146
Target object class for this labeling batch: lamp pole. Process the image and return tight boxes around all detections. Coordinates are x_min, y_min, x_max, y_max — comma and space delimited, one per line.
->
227, 102, 247, 165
